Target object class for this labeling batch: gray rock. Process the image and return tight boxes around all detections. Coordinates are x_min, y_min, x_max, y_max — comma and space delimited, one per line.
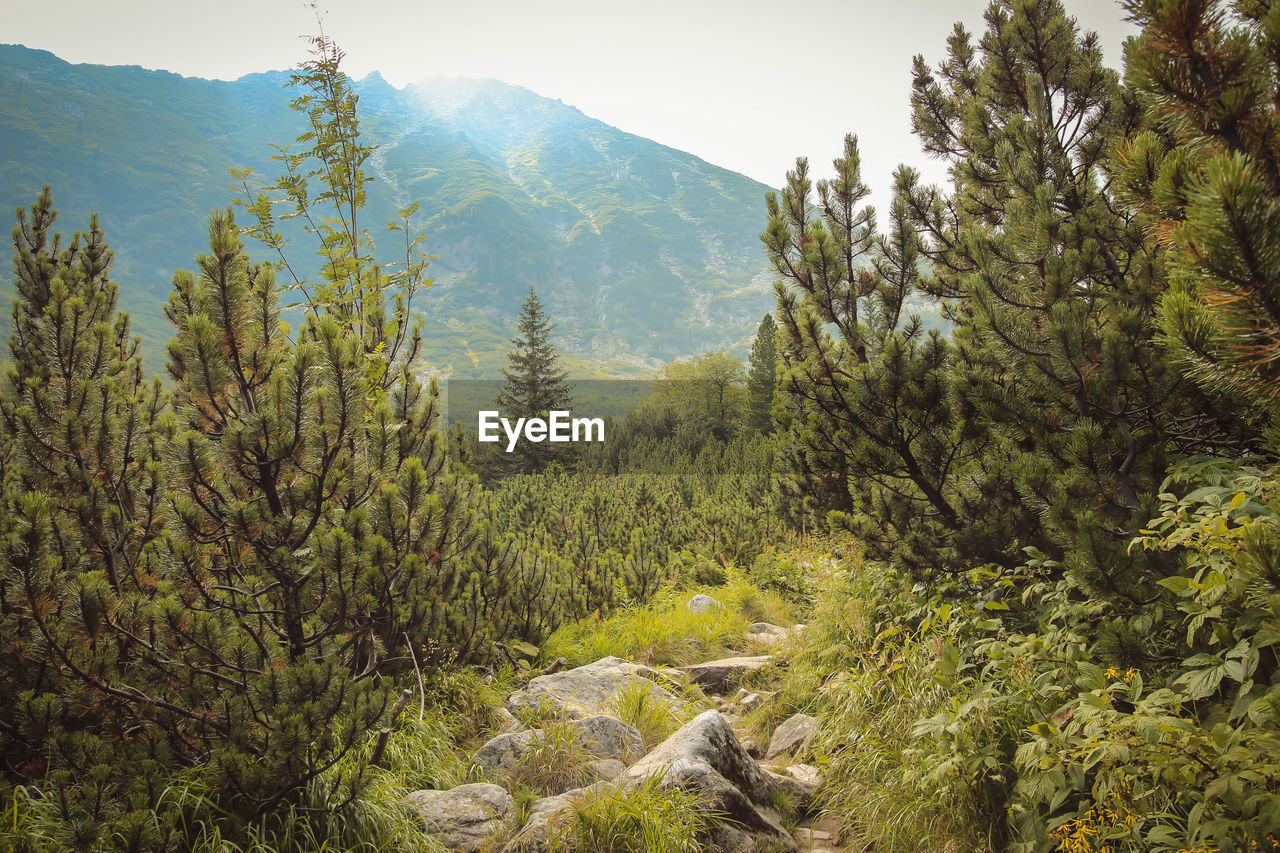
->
500, 783, 604, 853
407, 782, 512, 853
794, 826, 835, 847
493, 707, 523, 734
766, 713, 820, 760
740, 692, 766, 712
588, 757, 626, 781
678, 655, 773, 692
472, 716, 642, 777
785, 763, 822, 791
571, 714, 644, 761
507, 656, 678, 720
473, 730, 535, 774
618, 710, 797, 851
765, 768, 816, 810
686, 593, 722, 613
746, 622, 793, 648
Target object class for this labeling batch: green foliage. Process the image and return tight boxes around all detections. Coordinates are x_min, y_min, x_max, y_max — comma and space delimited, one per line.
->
649, 349, 747, 442
746, 313, 777, 435
506, 721, 597, 796
1120, 0, 1280, 428
607, 680, 688, 749
548, 774, 712, 853
489, 287, 574, 476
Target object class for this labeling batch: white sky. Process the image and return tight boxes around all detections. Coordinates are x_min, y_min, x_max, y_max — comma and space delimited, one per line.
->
3, 0, 1138, 200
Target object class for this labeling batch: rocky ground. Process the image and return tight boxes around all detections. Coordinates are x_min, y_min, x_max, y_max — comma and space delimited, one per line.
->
405, 594, 845, 852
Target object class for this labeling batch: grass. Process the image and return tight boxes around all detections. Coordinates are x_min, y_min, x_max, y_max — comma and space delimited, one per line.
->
546, 774, 713, 853
542, 577, 794, 669
505, 721, 598, 796
606, 679, 692, 750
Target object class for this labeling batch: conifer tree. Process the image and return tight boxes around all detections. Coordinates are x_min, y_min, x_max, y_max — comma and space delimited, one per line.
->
899, 0, 1234, 595
0, 190, 172, 843
495, 287, 573, 474
746, 313, 778, 434
1120, 0, 1280, 436
764, 140, 1035, 575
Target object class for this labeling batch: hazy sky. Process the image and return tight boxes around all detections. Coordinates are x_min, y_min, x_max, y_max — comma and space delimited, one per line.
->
4, 0, 1138, 201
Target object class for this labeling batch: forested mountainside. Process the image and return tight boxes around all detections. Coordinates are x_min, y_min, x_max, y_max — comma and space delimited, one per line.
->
0, 44, 778, 376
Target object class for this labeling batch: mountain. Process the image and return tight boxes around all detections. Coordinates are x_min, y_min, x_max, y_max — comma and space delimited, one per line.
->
0, 44, 780, 377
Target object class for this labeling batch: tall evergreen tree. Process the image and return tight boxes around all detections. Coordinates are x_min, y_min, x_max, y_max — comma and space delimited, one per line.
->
746, 313, 778, 434
495, 287, 573, 474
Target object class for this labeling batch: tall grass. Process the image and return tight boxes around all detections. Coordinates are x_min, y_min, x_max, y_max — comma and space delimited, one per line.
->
542, 577, 792, 668
506, 722, 597, 796
548, 775, 712, 853
606, 680, 691, 749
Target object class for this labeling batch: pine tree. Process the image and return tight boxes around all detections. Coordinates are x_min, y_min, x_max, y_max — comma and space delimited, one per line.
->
0, 189, 172, 844
494, 287, 573, 474
746, 313, 777, 434
764, 140, 1034, 575
1120, 0, 1280, 437
898, 0, 1238, 595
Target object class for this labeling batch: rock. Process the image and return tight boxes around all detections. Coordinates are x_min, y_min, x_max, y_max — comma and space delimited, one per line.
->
746, 622, 792, 648
472, 715, 642, 776
506, 656, 678, 720
766, 713, 820, 760
785, 763, 822, 791
473, 730, 535, 774
570, 715, 644, 761
678, 655, 773, 692
618, 710, 797, 851
793, 826, 835, 847
765, 763, 820, 808
765, 768, 816, 810
407, 783, 512, 853
740, 692, 766, 712
500, 783, 603, 853
588, 757, 626, 781
493, 707, 523, 734
686, 593, 722, 613
739, 734, 763, 758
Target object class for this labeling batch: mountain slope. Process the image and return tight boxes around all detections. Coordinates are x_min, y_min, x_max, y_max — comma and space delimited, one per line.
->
0, 45, 778, 377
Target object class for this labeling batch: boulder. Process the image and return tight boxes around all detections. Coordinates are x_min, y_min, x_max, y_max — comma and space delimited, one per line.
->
618, 710, 797, 851
765, 713, 820, 760
764, 762, 821, 809
500, 711, 797, 853
472, 716, 642, 776
473, 730, 535, 774
588, 757, 626, 781
507, 656, 678, 720
500, 783, 603, 853
493, 707, 524, 734
785, 763, 822, 791
571, 714, 644, 761
686, 593, 722, 613
746, 622, 793, 648
678, 655, 773, 692
407, 782, 512, 853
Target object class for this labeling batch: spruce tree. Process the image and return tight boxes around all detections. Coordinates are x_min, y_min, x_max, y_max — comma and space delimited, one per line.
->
494, 287, 573, 474
746, 313, 778, 434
